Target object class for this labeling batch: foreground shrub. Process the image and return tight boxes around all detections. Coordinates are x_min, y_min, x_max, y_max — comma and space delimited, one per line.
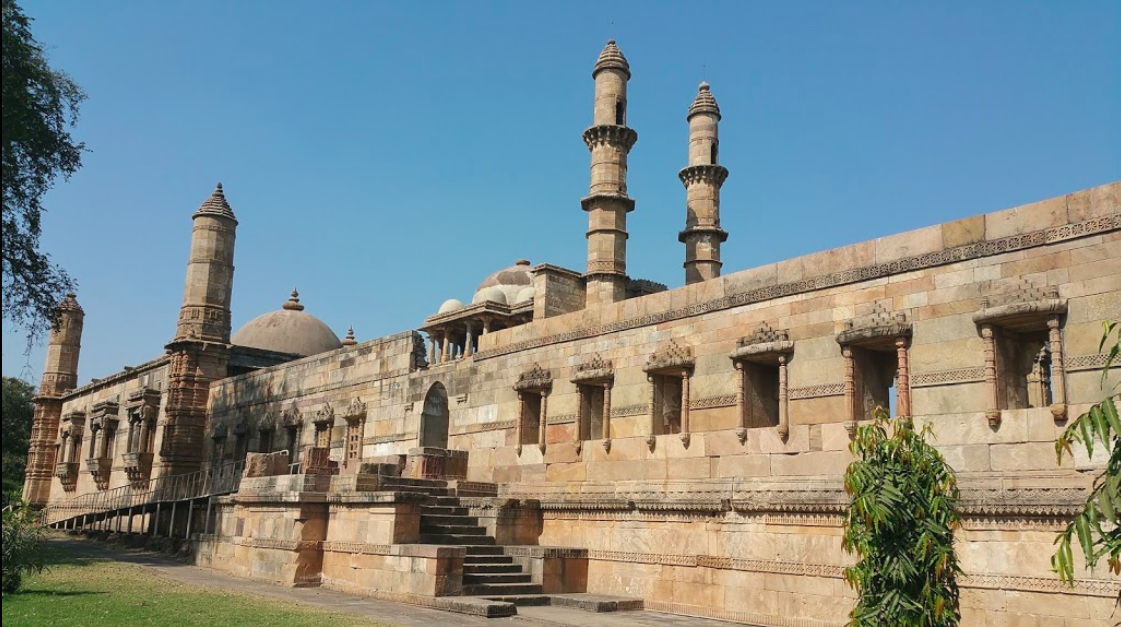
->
842, 407, 962, 626
2, 497, 48, 593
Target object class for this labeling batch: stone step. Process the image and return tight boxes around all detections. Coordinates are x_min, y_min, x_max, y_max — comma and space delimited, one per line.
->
477, 594, 552, 607
464, 563, 523, 574
550, 593, 645, 613
428, 496, 462, 506
378, 476, 449, 488
420, 506, 469, 516
385, 485, 451, 497
420, 524, 487, 536
462, 582, 544, 596
420, 513, 479, 525
419, 533, 495, 546
464, 572, 533, 585
464, 545, 506, 556
464, 554, 515, 564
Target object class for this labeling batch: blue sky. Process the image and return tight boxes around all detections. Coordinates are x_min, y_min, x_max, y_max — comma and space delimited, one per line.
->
3, 0, 1119, 384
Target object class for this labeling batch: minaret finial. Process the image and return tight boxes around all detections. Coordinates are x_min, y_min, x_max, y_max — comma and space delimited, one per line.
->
342, 325, 357, 346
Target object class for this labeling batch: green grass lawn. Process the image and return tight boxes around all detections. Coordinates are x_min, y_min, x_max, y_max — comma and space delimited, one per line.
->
2, 546, 386, 627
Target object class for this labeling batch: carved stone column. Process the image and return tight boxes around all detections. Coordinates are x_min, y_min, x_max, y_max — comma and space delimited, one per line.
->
648, 374, 658, 439
602, 382, 612, 444
778, 354, 790, 440
538, 391, 548, 452
680, 372, 691, 446
734, 361, 746, 434
515, 392, 525, 454
842, 346, 856, 436
575, 387, 587, 443
465, 324, 475, 358
895, 337, 911, 418
428, 336, 437, 365
1048, 315, 1067, 422
439, 332, 449, 364
980, 324, 1000, 427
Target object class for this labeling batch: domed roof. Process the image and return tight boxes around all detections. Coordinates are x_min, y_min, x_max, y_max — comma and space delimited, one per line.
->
438, 298, 464, 313
232, 289, 342, 357
593, 39, 630, 79
473, 260, 533, 305
515, 286, 535, 304
472, 286, 508, 305
687, 82, 721, 120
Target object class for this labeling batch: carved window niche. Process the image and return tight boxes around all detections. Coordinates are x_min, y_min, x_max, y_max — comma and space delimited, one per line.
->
258, 423, 275, 454
124, 388, 159, 487
210, 425, 228, 466
86, 401, 120, 490
729, 323, 793, 443
836, 307, 914, 435
55, 410, 85, 492
282, 407, 303, 468
514, 364, 552, 454
342, 398, 367, 468
232, 417, 250, 462
571, 354, 615, 453
973, 285, 1067, 427
313, 403, 334, 449
644, 340, 695, 448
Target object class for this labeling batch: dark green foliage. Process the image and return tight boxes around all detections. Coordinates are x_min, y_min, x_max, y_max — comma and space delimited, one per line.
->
2, 376, 35, 497
842, 407, 962, 626
1053, 320, 1120, 601
2, 498, 47, 593
2, 0, 84, 341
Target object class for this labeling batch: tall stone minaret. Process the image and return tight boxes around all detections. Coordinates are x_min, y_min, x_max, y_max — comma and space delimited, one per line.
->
22, 293, 84, 506
582, 40, 638, 308
679, 82, 729, 285
159, 183, 237, 477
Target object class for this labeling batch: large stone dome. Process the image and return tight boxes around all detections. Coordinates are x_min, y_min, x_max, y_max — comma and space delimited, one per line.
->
232, 289, 342, 357
473, 260, 534, 305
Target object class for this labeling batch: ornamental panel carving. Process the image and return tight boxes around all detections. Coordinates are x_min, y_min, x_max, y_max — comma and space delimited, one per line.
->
514, 363, 553, 392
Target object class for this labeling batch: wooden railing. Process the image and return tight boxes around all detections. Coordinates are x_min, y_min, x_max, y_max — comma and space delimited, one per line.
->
41, 460, 244, 526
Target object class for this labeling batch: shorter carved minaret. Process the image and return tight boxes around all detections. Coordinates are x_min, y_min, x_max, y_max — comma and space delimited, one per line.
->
679, 82, 729, 284
23, 292, 84, 506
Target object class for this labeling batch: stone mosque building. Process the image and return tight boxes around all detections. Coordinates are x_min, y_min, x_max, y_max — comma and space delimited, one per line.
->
24, 41, 1121, 625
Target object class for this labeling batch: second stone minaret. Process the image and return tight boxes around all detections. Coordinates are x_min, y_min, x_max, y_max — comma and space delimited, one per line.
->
22, 292, 84, 506
582, 40, 637, 308
160, 183, 237, 477
679, 82, 729, 284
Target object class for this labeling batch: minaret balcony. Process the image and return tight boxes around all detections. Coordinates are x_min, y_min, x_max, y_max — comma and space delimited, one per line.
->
582, 125, 638, 151
678, 164, 729, 187
678, 224, 729, 244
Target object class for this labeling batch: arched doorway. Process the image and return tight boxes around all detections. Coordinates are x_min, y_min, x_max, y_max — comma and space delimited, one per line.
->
419, 382, 450, 449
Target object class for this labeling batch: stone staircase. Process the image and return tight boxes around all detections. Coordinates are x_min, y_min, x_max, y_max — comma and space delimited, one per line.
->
420, 494, 544, 596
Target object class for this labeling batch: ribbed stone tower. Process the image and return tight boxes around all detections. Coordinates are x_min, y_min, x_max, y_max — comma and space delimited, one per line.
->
22, 293, 84, 506
582, 40, 638, 308
679, 82, 729, 284
160, 183, 237, 477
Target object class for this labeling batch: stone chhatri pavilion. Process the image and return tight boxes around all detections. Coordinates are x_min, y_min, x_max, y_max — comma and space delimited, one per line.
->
25, 40, 1121, 625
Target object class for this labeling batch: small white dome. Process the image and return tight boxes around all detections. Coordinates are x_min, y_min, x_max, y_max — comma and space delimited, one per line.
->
472, 286, 508, 305
438, 298, 464, 314
515, 287, 535, 304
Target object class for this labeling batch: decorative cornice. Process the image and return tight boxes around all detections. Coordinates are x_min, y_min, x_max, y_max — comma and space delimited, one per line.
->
580, 192, 636, 213
645, 339, 695, 373
474, 214, 1119, 362
514, 363, 553, 392
572, 353, 614, 383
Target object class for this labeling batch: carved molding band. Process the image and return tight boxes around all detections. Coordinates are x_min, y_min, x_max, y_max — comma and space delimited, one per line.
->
474, 215, 1119, 362
1066, 353, 1118, 372
362, 433, 412, 445
911, 367, 986, 388
547, 413, 577, 425
689, 395, 737, 410
454, 419, 516, 436
610, 404, 650, 418
788, 384, 845, 400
